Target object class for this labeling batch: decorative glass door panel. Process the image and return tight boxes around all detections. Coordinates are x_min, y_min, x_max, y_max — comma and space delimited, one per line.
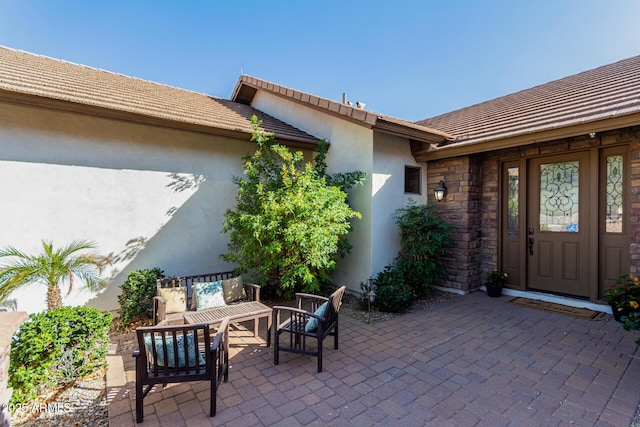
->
539, 161, 579, 232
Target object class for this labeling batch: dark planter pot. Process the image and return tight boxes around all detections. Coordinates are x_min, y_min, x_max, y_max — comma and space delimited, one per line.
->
486, 284, 503, 298
610, 303, 629, 322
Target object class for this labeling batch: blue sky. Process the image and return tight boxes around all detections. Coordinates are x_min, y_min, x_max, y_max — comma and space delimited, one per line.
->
1, 1, 639, 121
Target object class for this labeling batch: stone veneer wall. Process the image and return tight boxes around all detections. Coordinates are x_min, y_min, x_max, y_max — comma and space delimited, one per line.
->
628, 131, 640, 276
0, 312, 28, 427
480, 152, 500, 279
428, 126, 640, 294
428, 155, 484, 292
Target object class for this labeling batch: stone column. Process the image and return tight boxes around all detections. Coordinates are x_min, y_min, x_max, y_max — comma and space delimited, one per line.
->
427, 155, 484, 292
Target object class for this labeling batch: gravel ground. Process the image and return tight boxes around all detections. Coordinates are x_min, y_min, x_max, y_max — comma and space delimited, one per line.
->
632, 406, 640, 427
9, 368, 107, 427
339, 288, 459, 324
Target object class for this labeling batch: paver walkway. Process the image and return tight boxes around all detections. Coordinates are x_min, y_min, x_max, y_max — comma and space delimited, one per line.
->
107, 292, 640, 426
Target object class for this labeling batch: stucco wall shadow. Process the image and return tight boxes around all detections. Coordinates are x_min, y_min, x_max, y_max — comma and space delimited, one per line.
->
88, 176, 237, 312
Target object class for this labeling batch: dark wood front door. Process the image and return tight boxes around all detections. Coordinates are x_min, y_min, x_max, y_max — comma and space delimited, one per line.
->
501, 147, 630, 301
526, 152, 591, 297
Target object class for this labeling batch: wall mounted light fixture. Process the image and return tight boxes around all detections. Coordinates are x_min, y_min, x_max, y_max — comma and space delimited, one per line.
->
434, 180, 447, 202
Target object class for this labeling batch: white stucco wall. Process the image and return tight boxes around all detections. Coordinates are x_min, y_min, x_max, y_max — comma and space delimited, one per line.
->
251, 92, 374, 291
371, 132, 428, 275
0, 101, 260, 313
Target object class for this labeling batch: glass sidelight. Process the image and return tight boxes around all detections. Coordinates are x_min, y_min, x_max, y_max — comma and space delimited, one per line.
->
506, 167, 519, 232
605, 155, 623, 233
501, 162, 522, 287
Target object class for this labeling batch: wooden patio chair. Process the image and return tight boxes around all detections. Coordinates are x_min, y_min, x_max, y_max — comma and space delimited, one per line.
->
272, 286, 346, 373
132, 319, 229, 423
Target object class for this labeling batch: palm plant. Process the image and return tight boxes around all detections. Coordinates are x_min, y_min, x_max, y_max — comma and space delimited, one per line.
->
0, 240, 111, 310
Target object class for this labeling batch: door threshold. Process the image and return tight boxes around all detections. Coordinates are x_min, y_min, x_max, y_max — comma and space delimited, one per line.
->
495, 287, 611, 314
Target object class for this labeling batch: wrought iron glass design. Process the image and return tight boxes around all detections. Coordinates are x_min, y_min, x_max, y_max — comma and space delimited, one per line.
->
507, 167, 519, 232
539, 161, 579, 232
606, 155, 623, 233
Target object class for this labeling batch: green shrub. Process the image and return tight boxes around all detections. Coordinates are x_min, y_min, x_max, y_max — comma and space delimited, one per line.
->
621, 312, 640, 345
394, 203, 454, 297
373, 265, 414, 313
9, 306, 111, 404
118, 268, 164, 323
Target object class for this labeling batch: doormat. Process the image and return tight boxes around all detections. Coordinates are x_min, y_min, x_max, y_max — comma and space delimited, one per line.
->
508, 297, 605, 321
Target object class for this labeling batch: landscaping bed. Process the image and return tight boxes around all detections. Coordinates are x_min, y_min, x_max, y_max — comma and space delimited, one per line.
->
10, 368, 107, 427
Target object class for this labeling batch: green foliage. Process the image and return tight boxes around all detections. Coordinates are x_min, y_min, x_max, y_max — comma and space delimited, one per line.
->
313, 140, 367, 191
621, 312, 640, 345
373, 265, 414, 313
118, 268, 164, 324
393, 203, 454, 297
486, 269, 508, 287
606, 274, 640, 345
0, 240, 111, 310
9, 306, 111, 404
222, 116, 363, 298
604, 274, 640, 306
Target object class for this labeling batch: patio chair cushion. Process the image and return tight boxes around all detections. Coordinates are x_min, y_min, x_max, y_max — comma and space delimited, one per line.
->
305, 301, 328, 332
193, 281, 226, 310
143, 333, 206, 367
221, 276, 246, 303
158, 287, 187, 314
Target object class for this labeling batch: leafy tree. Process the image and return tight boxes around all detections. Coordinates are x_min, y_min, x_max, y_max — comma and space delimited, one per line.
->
222, 117, 363, 298
0, 240, 111, 310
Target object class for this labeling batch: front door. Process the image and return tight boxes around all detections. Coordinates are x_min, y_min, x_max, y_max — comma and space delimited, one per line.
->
526, 152, 591, 297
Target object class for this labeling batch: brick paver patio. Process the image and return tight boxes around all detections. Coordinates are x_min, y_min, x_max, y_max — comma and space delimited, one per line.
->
107, 292, 640, 426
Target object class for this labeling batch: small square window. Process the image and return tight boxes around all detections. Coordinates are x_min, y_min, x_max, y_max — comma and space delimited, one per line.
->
404, 166, 421, 194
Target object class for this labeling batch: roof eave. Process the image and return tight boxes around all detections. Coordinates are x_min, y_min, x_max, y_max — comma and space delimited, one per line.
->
373, 118, 452, 145
414, 112, 640, 161
0, 90, 320, 149
233, 76, 451, 146
233, 76, 379, 127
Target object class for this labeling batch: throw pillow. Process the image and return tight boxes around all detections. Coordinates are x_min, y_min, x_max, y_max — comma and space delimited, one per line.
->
158, 287, 187, 314
193, 281, 226, 310
143, 333, 206, 368
305, 301, 328, 333
221, 276, 246, 304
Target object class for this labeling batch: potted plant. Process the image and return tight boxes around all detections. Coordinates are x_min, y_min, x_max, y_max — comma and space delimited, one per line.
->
485, 269, 508, 298
604, 274, 640, 322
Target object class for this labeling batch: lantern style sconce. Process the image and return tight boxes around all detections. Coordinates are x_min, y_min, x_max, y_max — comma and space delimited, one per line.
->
434, 180, 447, 202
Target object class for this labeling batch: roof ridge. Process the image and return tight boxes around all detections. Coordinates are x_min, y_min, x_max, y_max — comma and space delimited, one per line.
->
417, 54, 640, 146
0, 45, 319, 145
235, 74, 452, 139
238, 74, 397, 117
0, 45, 224, 101
418, 54, 640, 124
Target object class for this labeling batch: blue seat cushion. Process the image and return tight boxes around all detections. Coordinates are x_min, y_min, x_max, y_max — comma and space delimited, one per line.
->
144, 333, 206, 368
305, 301, 328, 333
193, 281, 227, 310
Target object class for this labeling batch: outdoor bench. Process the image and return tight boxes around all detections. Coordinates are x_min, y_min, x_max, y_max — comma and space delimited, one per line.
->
153, 271, 271, 346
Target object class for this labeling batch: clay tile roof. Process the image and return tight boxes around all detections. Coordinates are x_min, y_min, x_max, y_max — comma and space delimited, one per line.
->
233, 75, 452, 144
0, 46, 318, 145
416, 55, 640, 146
